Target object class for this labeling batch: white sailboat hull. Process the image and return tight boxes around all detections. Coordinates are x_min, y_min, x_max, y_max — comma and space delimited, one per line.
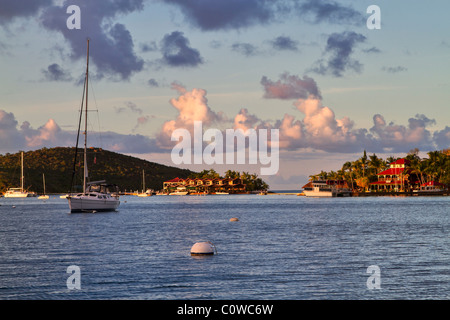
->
303, 189, 335, 197
4, 191, 36, 198
68, 194, 120, 213
4, 188, 37, 197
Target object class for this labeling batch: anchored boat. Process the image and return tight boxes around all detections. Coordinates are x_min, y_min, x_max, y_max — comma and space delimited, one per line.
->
67, 39, 120, 213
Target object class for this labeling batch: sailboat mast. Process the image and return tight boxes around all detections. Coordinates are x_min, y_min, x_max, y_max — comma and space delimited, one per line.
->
21, 151, 24, 192
83, 39, 90, 194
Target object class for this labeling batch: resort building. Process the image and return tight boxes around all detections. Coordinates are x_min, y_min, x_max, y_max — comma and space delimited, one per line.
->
163, 177, 246, 194
369, 158, 411, 192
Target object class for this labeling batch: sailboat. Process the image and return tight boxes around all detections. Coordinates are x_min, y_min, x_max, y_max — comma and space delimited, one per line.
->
38, 173, 49, 200
4, 151, 37, 198
67, 39, 120, 213
137, 169, 152, 197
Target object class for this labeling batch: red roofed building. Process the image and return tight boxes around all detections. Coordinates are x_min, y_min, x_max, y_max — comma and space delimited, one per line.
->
369, 158, 411, 192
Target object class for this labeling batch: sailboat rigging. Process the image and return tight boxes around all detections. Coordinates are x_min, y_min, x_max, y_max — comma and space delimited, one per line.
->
4, 151, 37, 198
67, 39, 120, 213
38, 173, 49, 199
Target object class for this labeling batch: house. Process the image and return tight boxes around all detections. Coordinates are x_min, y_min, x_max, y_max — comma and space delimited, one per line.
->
369, 158, 411, 192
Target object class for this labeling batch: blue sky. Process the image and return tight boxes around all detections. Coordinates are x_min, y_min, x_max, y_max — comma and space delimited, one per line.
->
1, 0, 449, 189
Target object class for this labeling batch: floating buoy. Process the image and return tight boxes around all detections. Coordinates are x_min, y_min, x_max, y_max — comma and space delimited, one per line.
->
229, 217, 239, 222
190, 241, 217, 256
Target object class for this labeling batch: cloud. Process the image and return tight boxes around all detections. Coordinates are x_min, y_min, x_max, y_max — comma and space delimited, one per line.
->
114, 101, 143, 115
42, 63, 73, 82
363, 47, 382, 54
147, 78, 159, 87
261, 73, 322, 100
257, 73, 440, 153
99, 131, 161, 153
297, 0, 364, 25
0, 109, 163, 154
22, 119, 71, 148
156, 84, 226, 148
234, 108, 261, 131
311, 31, 366, 77
140, 41, 158, 53
270, 36, 299, 51
433, 127, 450, 150
0, 0, 52, 25
231, 42, 260, 57
160, 0, 281, 31
369, 114, 436, 152
291, 96, 366, 152
160, 0, 363, 31
160, 31, 203, 67
0, 110, 26, 152
40, 0, 145, 80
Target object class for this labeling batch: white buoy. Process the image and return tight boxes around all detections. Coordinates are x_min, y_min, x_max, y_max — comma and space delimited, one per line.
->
229, 217, 239, 222
190, 241, 217, 256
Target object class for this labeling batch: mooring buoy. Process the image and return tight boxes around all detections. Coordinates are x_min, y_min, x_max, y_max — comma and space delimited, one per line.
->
190, 241, 217, 256
229, 217, 239, 222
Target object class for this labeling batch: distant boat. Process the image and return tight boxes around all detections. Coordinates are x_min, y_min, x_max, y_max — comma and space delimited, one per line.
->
214, 192, 229, 195
302, 180, 351, 197
137, 170, 152, 197
4, 151, 37, 198
67, 39, 120, 213
169, 187, 189, 195
38, 173, 49, 200
413, 181, 445, 193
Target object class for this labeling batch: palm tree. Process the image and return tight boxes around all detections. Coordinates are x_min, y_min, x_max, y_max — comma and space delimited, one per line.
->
426, 151, 443, 182
386, 156, 397, 166
360, 150, 368, 177
368, 153, 384, 175
341, 161, 354, 190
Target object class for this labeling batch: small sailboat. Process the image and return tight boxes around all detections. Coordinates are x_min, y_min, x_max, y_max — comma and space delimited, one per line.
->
4, 151, 37, 198
137, 169, 152, 197
38, 173, 49, 200
67, 39, 120, 213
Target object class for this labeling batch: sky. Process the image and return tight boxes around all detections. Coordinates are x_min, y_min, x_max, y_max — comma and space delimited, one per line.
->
0, 0, 449, 189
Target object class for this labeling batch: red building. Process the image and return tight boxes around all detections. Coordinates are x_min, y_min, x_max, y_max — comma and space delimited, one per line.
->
369, 159, 411, 192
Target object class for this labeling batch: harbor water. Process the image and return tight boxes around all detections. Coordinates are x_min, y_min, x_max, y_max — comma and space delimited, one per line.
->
0, 194, 449, 299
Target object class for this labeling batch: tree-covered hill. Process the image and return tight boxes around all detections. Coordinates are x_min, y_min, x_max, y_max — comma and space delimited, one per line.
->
0, 147, 194, 194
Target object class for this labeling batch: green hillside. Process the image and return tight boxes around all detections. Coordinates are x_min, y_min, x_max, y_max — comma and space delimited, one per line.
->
0, 147, 194, 194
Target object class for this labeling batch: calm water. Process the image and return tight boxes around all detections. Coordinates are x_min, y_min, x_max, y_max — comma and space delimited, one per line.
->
0, 194, 449, 300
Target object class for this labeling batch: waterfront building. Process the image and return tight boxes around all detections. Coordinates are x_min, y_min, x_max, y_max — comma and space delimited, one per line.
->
163, 177, 245, 194
369, 158, 411, 192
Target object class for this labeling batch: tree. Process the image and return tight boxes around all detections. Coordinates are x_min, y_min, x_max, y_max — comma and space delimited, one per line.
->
224, 170, 240, 179
368, 153, 384, 175
360, 150, 368, 177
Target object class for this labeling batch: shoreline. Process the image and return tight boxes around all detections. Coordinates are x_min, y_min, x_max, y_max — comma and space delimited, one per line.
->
267, 190, 450, 197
